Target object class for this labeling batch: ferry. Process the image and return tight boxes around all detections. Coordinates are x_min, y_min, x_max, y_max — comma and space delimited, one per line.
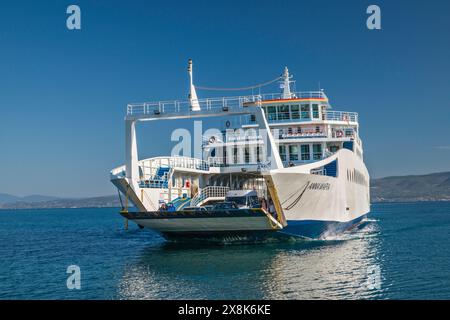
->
110, 60, 370, 240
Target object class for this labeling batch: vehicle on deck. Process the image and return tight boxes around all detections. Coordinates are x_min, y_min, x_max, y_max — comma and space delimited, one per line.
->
225, 190, 260, 209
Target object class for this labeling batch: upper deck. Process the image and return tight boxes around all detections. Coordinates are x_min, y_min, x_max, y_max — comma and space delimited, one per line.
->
126, 91, 357, 125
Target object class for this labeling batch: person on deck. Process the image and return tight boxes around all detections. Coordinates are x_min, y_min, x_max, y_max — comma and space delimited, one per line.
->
261, 198, 268, 211
268, 199, 276, 217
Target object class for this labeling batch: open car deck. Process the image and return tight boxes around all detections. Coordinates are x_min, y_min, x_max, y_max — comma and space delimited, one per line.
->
120, 208, 283, 238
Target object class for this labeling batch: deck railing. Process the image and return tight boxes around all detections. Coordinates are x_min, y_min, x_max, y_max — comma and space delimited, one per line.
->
324, 111, 358, 122
259, 91, 327, 101
190, 186, 230, 207
127, 95, 262, 116
207, 156, 263, 167
126, 91, 330, 116
237, 110, 358, 126
139, 156, 210, 181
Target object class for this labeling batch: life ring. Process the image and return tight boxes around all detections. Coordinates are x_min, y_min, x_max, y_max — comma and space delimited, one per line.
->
336, 130, 343, 138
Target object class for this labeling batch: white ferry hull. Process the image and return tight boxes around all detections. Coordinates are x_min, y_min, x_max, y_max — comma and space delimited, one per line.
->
268, 149, 370, 238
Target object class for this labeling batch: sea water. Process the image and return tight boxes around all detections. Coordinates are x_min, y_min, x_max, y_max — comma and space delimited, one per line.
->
0, 202, 449, 299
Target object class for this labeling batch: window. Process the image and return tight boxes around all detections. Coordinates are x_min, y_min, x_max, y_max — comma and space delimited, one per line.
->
313, 144, 322, 160
288, 127, 293, 134
330, 145, 339, 153
312, 104, 320, 119
289, 145, 299, 161
250, 114, 256, 123
345, 129, 353, 137
301, 104, 310, 119
256, 146, 261, 162
291, 105, 300, 119
233, 147, 238, 163
267, 106, 277, 121
279, 145, 287, 161
244, 147, 250, 163
301, 144, 310, 160
315, 126, 320, 133
321, 105, 327, 119
277, 105, 290, 121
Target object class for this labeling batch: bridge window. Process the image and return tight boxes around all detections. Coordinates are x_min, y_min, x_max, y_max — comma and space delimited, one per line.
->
301, 144, 310, 160
277, 105, 290, 120
290, 105, 300, 119
267, 106, 277, 121
312, 104, 320, 119
313, 144, 322, 160
289, 145, 299, 161
301, 104, 310, 119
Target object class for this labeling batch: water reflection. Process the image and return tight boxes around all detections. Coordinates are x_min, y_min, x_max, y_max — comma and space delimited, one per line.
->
117, 219, 384, 299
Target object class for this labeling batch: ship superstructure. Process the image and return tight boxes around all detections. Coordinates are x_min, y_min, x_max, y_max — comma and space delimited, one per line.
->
110, 61, 370, 239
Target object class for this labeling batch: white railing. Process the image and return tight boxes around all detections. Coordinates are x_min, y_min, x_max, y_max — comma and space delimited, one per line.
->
324, 111, 358, 122
127, 95, 262, 116
126, 91, 331, 116
279, 132, 327, 139
238, 110, 358, 126
259, 91, 327, 101
190, 186, 230, 207
139, 156, 210, 180
207, 156, 263, 167
208, 157, 226, 167
169, 156, 210, 171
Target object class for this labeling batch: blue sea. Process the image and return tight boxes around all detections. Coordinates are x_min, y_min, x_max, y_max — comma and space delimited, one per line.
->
0, 202, 449, 300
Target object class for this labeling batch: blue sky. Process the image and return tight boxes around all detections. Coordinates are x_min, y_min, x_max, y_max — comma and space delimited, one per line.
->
0, 0, 449, 197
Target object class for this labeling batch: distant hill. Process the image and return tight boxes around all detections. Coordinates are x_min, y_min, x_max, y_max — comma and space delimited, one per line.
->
371, 171, 450, 202
0, 195, 121, 210
0, 193, 21, 203
0, 193, 60, 204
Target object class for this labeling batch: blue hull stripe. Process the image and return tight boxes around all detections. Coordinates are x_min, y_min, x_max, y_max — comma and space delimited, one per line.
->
279, 215, 366, 239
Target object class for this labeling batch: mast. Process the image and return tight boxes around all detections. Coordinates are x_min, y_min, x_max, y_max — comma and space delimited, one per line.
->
280, 66, 294, 99
188, 59, 201, 111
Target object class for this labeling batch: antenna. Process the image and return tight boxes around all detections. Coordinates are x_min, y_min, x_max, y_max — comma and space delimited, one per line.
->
188, 59, 200, 111
280, 67, 294, 99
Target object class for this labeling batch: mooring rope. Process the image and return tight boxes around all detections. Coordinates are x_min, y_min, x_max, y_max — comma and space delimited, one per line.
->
196, 75, 282, 91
